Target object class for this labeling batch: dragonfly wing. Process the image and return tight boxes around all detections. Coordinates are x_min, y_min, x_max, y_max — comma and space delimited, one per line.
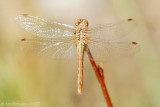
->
16, 37, 77, 59
15, 14, 75, 38
88, 18, 137, 40
87, 40, 140, 62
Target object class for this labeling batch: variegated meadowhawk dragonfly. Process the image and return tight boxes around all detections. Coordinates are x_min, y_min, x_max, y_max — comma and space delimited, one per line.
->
15, 14, 139, 94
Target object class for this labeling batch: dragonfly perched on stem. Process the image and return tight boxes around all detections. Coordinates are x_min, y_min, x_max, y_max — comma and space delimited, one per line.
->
15, 14, 139, 94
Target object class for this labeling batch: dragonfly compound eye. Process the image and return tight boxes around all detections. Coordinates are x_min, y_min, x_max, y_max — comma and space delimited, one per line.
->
75, 19, 82, 26
76, 19, 88, 27
82, 19, 88, 27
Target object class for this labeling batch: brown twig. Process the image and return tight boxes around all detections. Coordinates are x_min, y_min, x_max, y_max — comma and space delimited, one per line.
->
86, 45, 113, 107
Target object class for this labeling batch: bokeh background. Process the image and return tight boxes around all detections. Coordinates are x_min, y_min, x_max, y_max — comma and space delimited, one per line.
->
0, 0, 160, 107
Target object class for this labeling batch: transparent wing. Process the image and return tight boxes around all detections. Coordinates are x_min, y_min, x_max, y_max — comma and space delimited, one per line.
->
87, 40, 140, 62
88, 18, 137, 40
15, 14, 75, 38
16, 37, 77, 59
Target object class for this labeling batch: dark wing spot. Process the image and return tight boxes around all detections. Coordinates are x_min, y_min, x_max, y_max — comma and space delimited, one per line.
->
132, 41, 137, 45
22, 14, 28, 17
21, 38, 26, 41
128, 18, 133, 21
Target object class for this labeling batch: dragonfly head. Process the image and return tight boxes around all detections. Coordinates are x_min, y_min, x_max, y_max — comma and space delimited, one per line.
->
75, 19, 88, 28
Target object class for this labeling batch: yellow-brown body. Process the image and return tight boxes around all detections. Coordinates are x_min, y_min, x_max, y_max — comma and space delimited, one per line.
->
74, 19, 89, 94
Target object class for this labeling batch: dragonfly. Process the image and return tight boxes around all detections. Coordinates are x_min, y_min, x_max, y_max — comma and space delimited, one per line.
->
15, 14, 139, 94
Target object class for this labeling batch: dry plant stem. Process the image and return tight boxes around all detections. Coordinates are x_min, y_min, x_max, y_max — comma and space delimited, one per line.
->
86, 46, 113, 107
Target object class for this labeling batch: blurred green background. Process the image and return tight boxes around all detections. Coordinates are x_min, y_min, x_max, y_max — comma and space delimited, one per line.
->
0, 0, 160, 107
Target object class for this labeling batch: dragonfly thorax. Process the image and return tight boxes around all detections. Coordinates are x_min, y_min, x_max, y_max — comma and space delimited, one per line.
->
75, 19, 89, 43
75, 28, 89, 43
